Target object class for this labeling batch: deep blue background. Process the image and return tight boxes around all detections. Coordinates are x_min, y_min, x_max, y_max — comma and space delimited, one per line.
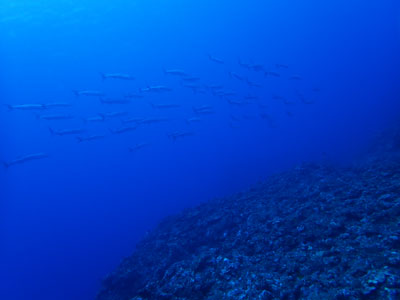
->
1, 0, 400, 299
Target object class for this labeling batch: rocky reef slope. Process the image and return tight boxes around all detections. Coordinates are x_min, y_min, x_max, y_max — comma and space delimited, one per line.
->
97, 132, 400, 300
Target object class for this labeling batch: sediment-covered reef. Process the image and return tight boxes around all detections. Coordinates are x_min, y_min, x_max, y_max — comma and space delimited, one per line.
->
97, 131, 400, 300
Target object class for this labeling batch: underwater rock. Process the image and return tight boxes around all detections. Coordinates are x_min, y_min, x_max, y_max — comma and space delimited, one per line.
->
97, 133, 400, 300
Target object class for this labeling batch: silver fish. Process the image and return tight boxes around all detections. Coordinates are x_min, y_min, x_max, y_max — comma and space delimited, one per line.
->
110, 125, 137, 134
186, 117, 201, 124
122, 117, 144, 125
182, 77, 200, 82
238, 58, 253, 69
193, 105, 214, 114
101, 73, 135, 80
163, 69, 188, 76
207, 54, 224, 64
100, 98, 131, 105
139, 118, 169, 125
99, 112, 129, 119
246, 79, 262, 88
43, 102, 72, 109
6, 104, 44, 110
124, 93, 145, 99
251, 64, 264, 72
76, 135, 105, 142
289, 75, 302, 80
37, 114, 73, 120
229, 72, 246, 81
141, 85, 172, 93
265, 71, 280, 77
151, 103, 180, 109
49, 128, 85, 136
244, 95, 259, 100
227, 99, 250, 106
3, 152, 48, 168
83, 115, 106, 123
167, 130, 194, 141
73, 90, 104, 97
276, 64, 289, 69
129, 142, 150, 152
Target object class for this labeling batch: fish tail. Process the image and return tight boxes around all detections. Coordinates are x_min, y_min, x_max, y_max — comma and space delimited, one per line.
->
72, 90, 79, 97
100, 72, 106, 80
2, 161, 9, 169
48, 127, 55, 135
76, 137, 83, 143
4, 104, 13, 110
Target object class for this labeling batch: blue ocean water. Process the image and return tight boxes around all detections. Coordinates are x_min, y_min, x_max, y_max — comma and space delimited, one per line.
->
1, 0, 399, 299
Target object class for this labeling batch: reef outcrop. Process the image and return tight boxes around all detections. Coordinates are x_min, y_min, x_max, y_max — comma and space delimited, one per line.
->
97, 130, 400, 300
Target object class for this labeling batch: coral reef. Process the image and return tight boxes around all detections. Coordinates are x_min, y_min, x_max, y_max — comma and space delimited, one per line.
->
97, 133, 400, 300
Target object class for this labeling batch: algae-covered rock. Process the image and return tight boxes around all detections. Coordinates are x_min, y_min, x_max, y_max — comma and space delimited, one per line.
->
97, 132, 400, 300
